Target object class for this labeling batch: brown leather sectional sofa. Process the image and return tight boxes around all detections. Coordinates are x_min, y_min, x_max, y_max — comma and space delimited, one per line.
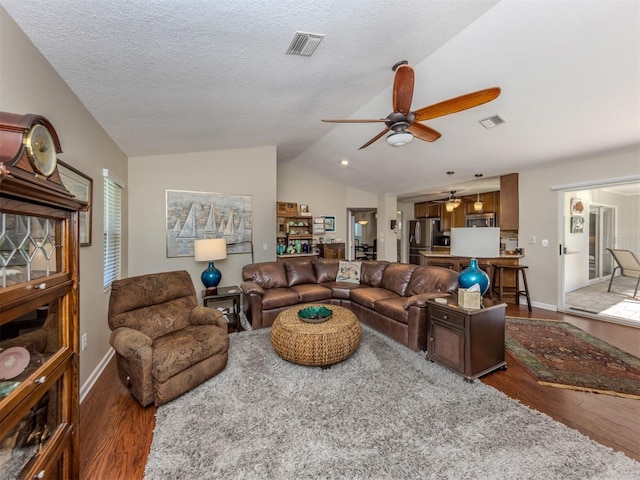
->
240, 259, 459, 351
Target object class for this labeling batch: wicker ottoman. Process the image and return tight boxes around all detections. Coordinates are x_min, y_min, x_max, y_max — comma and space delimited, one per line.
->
271, 304, 361, 367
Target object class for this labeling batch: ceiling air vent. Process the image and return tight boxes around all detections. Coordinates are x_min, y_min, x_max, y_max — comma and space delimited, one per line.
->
479, 114, 506, 129
286, 31, 325, 56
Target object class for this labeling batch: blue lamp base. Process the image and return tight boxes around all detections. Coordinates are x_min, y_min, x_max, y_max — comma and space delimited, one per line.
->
201, 261, 222, 291
458, 258, 490, 296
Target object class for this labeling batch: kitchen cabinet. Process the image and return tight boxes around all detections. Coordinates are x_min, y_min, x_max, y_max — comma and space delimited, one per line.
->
499, 173, 519, 230
1, 113, 85, 479
414, 202, 439, 219
414, 202, 428, 218
427, 300, 507, 382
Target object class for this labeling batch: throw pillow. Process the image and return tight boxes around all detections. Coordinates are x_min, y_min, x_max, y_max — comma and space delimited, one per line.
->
336, 261, 361, 284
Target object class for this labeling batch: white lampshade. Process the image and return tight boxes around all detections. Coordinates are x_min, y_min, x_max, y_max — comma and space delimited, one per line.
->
386, 131, 413, 147
194, 238, 227, 261
450, 227, 500, 258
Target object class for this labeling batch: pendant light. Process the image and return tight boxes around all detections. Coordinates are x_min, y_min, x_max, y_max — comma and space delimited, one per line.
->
445, 171, 460, 212
474, 173, 483, 212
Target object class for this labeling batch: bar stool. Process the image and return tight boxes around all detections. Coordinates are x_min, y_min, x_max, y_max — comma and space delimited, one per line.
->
492, 265, 532, 311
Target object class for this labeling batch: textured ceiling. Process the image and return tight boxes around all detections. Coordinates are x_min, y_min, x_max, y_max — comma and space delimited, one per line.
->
1, 0, 638, 200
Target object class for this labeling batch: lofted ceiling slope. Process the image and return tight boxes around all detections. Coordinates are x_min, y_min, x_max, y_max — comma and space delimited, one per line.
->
1, 0, 638, 200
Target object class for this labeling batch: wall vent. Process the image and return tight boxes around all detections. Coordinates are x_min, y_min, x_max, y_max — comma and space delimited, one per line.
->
479, 114, 506, 129
286, 31, 325, 56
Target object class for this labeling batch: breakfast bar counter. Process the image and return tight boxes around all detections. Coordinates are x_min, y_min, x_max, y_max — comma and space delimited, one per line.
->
419, 251, 524, 271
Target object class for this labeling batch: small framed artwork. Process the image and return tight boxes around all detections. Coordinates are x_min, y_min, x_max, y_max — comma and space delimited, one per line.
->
299, 204, 311, 216
58, 160, 93, 246
570, 216, 585, 234
312, 217, 325, 234
323, 215, 336, 232
570, 198, 584, 216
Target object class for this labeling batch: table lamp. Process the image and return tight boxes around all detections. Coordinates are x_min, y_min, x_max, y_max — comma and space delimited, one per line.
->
194, 238, 227, 294
450, 227, 500, 296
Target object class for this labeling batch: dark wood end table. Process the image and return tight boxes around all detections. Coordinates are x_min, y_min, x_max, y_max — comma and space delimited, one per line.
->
202, 286, 242, 330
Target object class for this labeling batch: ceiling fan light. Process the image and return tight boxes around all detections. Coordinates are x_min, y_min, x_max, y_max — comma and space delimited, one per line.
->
474, 200, 483, 211
445, 202, 455, 212
386, 131, 413, 147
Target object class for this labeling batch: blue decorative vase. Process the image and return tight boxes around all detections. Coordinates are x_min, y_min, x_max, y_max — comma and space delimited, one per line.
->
201, 261, 222, 289
458, 258, 490, 296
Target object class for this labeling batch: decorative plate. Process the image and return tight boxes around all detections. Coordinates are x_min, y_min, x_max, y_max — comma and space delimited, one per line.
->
298, 306, 333, 323
0, 347, 31, 380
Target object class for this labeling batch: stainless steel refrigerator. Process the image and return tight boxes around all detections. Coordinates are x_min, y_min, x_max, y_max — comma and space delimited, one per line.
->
408, 218, 440, 265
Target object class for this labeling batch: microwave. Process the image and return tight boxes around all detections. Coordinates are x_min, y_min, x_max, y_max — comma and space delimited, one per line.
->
465, 213, 496, 228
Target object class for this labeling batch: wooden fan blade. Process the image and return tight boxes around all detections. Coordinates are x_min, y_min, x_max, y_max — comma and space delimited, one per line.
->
407, 122, 441, 142
392, 64, 414, 115
322, 118, 388, 123
414, 87, 501, 122
358, 128, 390, 150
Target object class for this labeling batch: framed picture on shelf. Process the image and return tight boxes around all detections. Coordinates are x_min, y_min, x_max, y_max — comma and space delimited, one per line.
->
323, 215, 336, 232
57, 160, 93, 246
299, 204, 310, 215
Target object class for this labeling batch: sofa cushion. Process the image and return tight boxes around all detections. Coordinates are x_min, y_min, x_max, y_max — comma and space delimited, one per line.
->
242, 262, 288, 289
373, 297, 409, 324
336, 261, 361, 283
405, 266, 459, 296
261, 288, 300, 310
285, 261, 317, 287
313, 259, 339, 283
320, 281, 363, 299
360, 261, 389, 287
290, 284, 332, 302
350, 287, 399, 309
380, 263, 417, 296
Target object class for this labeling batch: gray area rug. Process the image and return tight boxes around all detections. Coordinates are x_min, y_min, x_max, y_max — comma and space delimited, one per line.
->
144, 326, 640, 479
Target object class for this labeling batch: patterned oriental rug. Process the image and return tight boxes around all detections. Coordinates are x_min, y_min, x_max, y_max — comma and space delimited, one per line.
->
505, 317, 640, 399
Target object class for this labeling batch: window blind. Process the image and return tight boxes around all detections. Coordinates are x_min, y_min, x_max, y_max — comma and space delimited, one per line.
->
103, 174, 122, 289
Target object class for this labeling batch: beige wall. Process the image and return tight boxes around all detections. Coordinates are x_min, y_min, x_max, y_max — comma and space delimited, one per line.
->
0, 8, 129, 393
277, 163, 403, 259
519, 147, 640, 309
128, 147, 277, 287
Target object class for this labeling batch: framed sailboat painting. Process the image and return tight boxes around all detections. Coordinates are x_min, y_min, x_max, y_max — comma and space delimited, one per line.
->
166, 189, 253, 257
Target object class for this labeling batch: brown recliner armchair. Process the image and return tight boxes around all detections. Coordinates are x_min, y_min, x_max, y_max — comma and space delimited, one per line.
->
108, 270, 228, 406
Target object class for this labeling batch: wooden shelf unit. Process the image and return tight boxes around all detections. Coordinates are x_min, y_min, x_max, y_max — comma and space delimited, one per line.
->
1, 113, 85, 479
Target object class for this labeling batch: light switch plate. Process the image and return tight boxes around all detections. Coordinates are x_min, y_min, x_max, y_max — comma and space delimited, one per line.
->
541, 239, 549, 247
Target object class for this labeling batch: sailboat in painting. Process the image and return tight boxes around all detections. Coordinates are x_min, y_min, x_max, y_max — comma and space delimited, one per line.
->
177, 204, 196, 238
202, 203, 217, 234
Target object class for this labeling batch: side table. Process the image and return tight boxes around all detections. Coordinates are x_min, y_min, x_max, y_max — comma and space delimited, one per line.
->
426, 299, 507, 382
202, 286, 242, 330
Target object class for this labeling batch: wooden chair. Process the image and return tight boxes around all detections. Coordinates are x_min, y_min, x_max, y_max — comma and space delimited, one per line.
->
607, 249, 640, 299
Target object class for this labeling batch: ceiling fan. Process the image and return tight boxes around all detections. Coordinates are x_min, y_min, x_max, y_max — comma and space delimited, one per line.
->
322, 61, 501, 150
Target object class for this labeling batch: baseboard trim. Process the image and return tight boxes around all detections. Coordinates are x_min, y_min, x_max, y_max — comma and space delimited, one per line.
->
531, 300, 557, 311
80, 347, 114, 404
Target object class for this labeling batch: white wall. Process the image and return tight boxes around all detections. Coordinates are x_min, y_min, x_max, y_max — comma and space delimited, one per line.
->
277, 163, 408, 263
519, 147, 640, 309
128, 147, 277, 288
0, 8, 129, 389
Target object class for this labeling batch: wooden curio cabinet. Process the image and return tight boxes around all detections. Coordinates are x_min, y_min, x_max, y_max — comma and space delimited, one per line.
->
0, 113, 85, 479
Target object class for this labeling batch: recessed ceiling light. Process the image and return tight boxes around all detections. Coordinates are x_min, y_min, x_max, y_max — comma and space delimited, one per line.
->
340, 159, 350, 166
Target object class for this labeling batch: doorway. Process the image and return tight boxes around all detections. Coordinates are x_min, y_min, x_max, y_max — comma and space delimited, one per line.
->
588, 204, 615, 282
559, 182, 639, 326
347, 208, 377, 260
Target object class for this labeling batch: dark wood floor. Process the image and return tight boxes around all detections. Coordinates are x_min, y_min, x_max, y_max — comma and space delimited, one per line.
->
79, 305, 640, 479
